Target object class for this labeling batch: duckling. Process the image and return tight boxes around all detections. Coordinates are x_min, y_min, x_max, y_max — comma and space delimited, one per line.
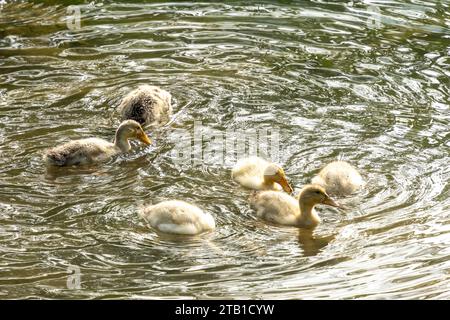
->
311, 161, 364, 196
44, 120, 151, 166
250, 184, 341, 229
118, 85, 172, 127
231, 156, 293, 193
139, 200, 215, 235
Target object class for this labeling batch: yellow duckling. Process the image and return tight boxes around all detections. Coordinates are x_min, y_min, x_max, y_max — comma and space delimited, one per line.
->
250, 184, 341, 229
311, 161, 364, 196
44, 120, 151, 166
139, 200, 215, 235
231, 156, 293, 193
118, 85, 172, 127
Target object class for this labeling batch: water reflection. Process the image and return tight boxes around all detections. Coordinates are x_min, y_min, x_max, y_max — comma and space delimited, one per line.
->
298, 229, 336, 257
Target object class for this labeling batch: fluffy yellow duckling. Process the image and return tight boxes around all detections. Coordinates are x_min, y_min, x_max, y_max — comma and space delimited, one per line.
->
311, 161, 364, 196
231, 156, 293, 193
139, 200, 215, 235
118, 85, 172, 127
44, 120, 151, 166
250, 184, 341, 229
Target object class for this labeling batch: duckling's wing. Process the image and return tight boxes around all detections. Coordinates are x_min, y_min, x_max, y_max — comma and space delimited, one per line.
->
149, 96, 173, 126
251, 191, 299, 225
44, 138, 114, 166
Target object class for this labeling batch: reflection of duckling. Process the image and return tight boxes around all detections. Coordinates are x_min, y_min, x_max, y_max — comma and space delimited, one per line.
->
118, 85, 172, 127
250, 184, 341, 229
44, 120, 151, 166
231, 156, 293, 193
312, 161, 364, 196
139, 200, 215, 235
297, 229, 336, 257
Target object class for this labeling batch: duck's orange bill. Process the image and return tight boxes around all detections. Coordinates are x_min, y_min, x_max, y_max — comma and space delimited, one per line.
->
279, 177, 294, 194
138, 130, 152, 145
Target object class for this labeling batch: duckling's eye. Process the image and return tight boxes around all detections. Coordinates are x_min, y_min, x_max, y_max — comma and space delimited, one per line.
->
315, 191, 322, 195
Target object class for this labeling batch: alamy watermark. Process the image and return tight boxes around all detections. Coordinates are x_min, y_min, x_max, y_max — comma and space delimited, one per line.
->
66, 5, 82, 31
169, 121, 280, 166
348, 1, 382, 29
365, 5, 382, 29
67, 265, 81, 289
65, 3, 384, 31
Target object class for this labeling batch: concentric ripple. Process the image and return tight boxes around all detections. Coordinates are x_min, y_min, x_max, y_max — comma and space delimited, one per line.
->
0, 1, 449, 299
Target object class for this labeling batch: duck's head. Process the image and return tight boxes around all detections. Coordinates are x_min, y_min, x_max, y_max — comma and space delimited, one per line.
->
117, 120, 152, 145
299, 184, 341, 209
264, 163, 293, 194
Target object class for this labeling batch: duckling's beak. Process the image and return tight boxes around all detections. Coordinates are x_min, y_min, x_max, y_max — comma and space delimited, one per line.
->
278, 176, 294, 194
137, 130, 152, 145
322, 196, 342, 209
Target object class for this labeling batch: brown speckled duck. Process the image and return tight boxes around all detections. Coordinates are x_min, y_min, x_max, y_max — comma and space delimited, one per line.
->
118, 85, 172, 127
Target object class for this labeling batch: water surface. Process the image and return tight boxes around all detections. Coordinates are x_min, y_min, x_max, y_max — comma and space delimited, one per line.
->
0, 0, 449, 299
